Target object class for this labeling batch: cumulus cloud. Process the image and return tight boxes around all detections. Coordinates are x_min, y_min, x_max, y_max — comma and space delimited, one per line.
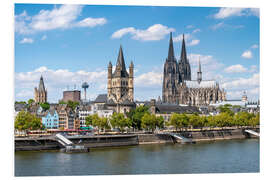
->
211, 22, 225, 30
15, 5, 107, 34
19, 38, 34, 44
76, 17, 107, 27
173, 33, 200, 46
111, 24, 175, 41
213, 8, 259, 19
15, 66, 107, 102
224, 64, 248, 73
241, 50, 253, 59
135, 71, 162, 87
221, 73, 259, 90
188, 39, 200, 46
192, 29, 201, 33
251, 44, 259, 49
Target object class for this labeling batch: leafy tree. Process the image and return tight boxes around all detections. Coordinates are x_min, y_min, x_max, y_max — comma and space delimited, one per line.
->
91, 114, 110, 133
169, 113, 183, 131
27, 99, 35, 105
85, 115, 94, 126
156, 116, 165, 129
127, 106, 149, 130
67, 100, 79, 110
218, 104, 234, 116
59, 100, 67, 104
15, 111, 42, 131
40, 102, 50, 111
110, 113, 132, 133
15, 101, 27, 104
141, 113, 157, 132
189, 114, 200, 129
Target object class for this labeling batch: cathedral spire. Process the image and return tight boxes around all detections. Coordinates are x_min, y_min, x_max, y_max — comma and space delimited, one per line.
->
197, 58, 202, 83
167, 32, 175, 61
39, 75, 46, 92
180, 34, 187, 62
116, 45, 127, 71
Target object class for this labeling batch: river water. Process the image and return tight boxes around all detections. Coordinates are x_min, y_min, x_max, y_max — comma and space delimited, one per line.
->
15, 139, 259, 176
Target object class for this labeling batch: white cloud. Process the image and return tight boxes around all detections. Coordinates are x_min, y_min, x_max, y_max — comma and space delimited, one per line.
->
15, 5, 107, 34
224, 64, 248, 73
135, 71, 162, 87
211, 22, 224, 30
251, 44, 259, 49
249, 65, 258, 73
76, 17, 107, 27
192, 29, 201, 33
15, 66, 107, 102
187, 39, 200, 46
111, 24, 175, 41
173, 33, 191, 42
241, 50, 253, 59
19, 38, 34, 44
221, 73, 259, 90
186, 25, 194, 29
41, 35, 47, 40
213, 8, 259, 19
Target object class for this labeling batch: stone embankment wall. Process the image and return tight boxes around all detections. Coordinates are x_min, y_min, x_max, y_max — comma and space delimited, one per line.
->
15, 128, 259, 151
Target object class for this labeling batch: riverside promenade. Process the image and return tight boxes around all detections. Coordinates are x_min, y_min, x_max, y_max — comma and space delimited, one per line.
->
15, 127, 259, 151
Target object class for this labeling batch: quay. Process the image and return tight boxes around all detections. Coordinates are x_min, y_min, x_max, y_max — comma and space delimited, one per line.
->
15, 128, 259, 151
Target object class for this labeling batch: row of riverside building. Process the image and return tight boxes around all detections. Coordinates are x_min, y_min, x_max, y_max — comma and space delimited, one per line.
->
15, 33, 260, 130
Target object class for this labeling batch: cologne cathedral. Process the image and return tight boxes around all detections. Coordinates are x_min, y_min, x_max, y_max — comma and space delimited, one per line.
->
162, 33, 226, 106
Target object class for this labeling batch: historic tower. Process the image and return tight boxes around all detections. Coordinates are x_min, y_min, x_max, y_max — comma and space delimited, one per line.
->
197, 58, 202, 83
178, 34, 191, 82
34, 75, 47, 103
162, 32, 180, 104
107, 45, 134, 103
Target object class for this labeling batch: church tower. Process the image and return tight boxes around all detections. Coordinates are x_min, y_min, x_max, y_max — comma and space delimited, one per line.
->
162, 32, 179, 104
197, 58, 202, 83
107, 45, 134, 103
178, 34, 191, 82
34, 75, 47, 103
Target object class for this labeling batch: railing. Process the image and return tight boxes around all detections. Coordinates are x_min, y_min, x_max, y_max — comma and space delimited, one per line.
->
55, 133, 73, 146
245, 130, 260, 137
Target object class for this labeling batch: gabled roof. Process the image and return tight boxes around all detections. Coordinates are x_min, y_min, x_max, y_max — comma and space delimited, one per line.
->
155, 103, 200, 114
94, 94, 107, 103
185, 80, 217, 88
112, 45, 129, 78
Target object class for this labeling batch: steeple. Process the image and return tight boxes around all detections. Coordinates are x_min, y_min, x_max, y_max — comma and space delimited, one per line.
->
39, 75, 46, 92
116, 45, 126, 71
167, 32, 175, 61
197, 58, 202, 83
180, 34, 187, 62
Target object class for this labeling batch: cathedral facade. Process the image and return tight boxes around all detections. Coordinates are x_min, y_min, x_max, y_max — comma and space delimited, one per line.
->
107, 45, 135, 113
162, 33, 226, 106
34, 76, 47, 103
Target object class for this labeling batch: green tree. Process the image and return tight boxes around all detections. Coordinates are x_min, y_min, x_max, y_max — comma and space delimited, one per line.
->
141, 113, 157, 132
91, 114, 110, 133
15, 101, 27, 104
59, 100, 67, 104
27, 99, 35, 105
85, 115, 94, 126
40, 102, 50, 111
127, 106, 149, 130
156, 116, 165, 129
110, 113, 132, 133
15, 111, 42, 131
169, 113, 183, 131
67, 100, 79, 110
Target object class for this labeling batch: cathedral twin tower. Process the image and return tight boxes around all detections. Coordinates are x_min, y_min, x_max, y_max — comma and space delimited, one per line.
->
162, 32, 226, 106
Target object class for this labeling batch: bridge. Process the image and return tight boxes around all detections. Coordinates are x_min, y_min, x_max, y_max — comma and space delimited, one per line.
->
55, 133, 73, 147
245, 129, 260, 137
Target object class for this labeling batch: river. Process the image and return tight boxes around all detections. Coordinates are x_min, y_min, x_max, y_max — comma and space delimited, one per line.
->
15, 139, 259, 176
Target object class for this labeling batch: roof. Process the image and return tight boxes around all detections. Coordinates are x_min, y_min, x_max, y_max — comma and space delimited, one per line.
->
112, 45, 129, 78
15, 103, 28, 112
210, 100, 246, 107
155, 103, 200, 114
94, 94, 107, 103
38, 76, 46, 92
185, 80, 217, 88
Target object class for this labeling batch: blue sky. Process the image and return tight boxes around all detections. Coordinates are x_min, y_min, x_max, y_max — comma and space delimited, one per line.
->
14, 4, 260, 103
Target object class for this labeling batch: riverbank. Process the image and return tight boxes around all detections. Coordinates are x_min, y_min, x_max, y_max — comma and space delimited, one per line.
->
15, 128, 259, 151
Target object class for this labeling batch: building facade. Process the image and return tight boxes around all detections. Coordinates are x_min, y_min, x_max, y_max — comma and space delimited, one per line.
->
162, 33, 226, 106
107, 45, 136, 113
34, 76, 47, 103
62, 90, 81, 103
41, 107, 59, 129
